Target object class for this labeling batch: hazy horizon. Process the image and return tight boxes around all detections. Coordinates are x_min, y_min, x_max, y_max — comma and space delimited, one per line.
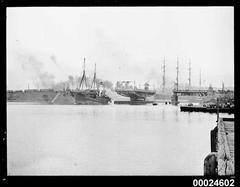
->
7, 7, 234, 90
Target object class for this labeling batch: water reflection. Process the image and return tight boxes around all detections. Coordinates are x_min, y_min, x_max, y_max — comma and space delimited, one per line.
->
161, 109, 165, 121
7, 104, 233, 175
187, 112, 191, 124
174, 107, 179, 122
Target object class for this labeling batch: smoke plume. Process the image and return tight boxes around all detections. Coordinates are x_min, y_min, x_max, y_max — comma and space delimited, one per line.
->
17, 52, 56, 89
16, 51, 114, 90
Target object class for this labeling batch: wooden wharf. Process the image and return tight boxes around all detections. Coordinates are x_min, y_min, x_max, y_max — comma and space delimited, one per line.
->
204, 117, 234, 175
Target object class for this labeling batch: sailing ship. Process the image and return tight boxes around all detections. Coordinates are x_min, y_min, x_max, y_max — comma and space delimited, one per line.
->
70, 58, 111, 105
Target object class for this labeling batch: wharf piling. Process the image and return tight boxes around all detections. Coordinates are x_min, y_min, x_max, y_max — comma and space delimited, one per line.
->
171, 93, 178, 105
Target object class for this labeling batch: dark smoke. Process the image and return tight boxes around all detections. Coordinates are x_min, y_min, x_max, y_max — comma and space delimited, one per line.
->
16, 51, 114, 90
56, 75, 114, 90
18, 53, 43, 74
38, 72, 55, 88
17, 52, 56, 89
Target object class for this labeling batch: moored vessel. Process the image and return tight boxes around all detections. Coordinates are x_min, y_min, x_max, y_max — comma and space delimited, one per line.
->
180, 105, 234, 114
70, 58, 111, 105
180, 100, 234, 114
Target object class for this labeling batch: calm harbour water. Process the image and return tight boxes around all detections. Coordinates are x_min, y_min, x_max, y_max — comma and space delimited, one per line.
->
7, 103, 233, 175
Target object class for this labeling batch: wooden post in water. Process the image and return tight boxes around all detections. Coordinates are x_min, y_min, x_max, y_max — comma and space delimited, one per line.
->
204, 152, 217, 175
204, 126, 218, 175
171, 92, 178, 105
210, 126, 218, 152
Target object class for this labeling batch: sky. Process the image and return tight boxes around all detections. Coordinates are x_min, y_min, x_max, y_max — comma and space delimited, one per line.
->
7, 7, 234, 90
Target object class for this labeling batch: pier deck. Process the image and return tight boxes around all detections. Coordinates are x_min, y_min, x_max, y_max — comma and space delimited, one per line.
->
217, 118, 234, 175
204, 117, 234, 175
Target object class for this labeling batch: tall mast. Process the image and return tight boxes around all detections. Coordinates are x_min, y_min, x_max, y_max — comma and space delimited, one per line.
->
188, 59, 191, 89
162, 56, 166, 92
83, 58, 85, 72
199, 69, 201, 89
176, 57, 179, 90
91, 63, 97, 89
79, 57, 87, 90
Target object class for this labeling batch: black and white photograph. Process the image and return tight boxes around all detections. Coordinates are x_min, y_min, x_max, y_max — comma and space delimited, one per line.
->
6, 6, 234, 177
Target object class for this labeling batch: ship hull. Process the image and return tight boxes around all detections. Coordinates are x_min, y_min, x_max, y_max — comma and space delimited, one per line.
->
70, 91, 111, 105
115, 89, 156, 101
114, 100, 154, 105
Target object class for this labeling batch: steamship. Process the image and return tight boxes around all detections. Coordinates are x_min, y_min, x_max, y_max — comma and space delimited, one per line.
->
70, 58, 111, 105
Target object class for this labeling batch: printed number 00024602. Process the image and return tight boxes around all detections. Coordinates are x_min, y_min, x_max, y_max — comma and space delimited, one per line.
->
193, 179, 234, 187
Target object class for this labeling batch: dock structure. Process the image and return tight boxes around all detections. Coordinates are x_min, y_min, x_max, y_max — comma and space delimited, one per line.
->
173, 89, 208, 96
171, 89, 208, 105
204, 117, 234, 175
51, 93, 61, 103
115, 81, 156, 103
